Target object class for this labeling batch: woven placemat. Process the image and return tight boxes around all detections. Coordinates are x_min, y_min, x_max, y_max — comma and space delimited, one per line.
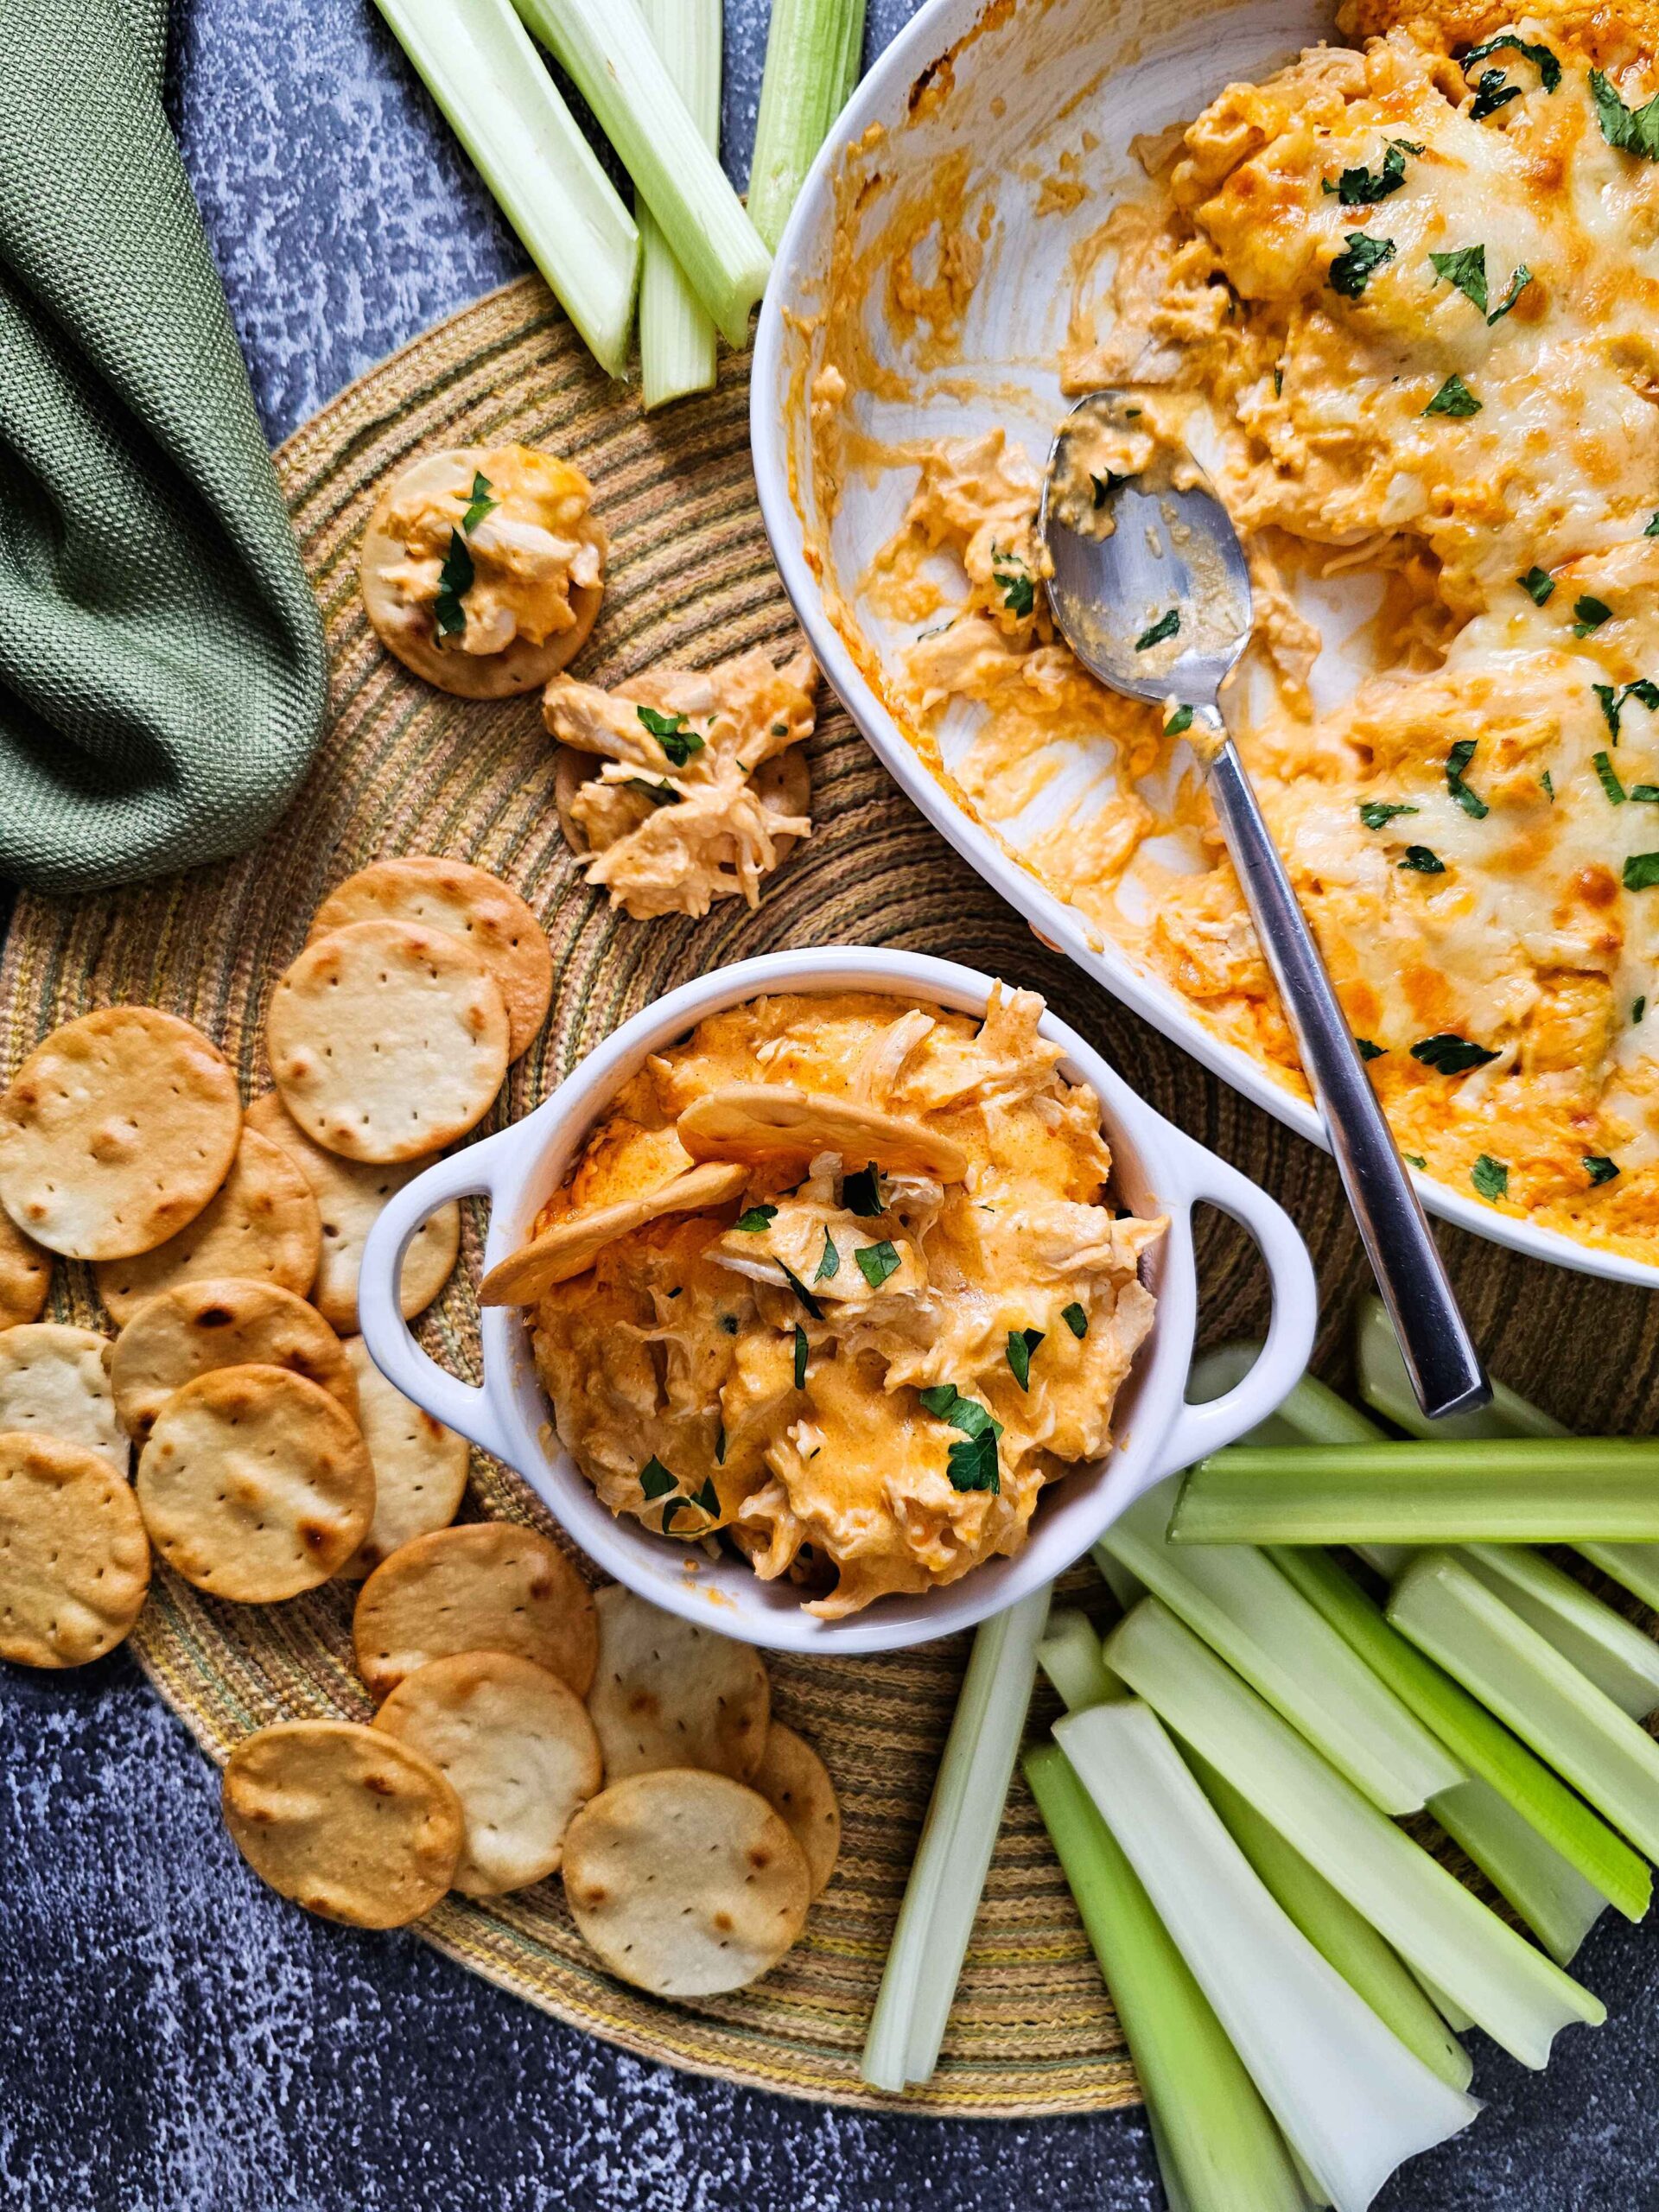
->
6, 276, 1659, 2118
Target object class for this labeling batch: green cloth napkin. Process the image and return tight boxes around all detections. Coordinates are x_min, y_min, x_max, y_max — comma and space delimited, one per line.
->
0, 0, 327, 894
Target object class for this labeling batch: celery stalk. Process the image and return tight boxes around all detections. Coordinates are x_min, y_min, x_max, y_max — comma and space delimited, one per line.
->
747, 0, 866, 252
1190, 1347, 1388, 1449
1188, 1749, 1472, 2091
1054, 1700, 1480, 2209
1271, 1545, 1649, 1932
1432, 1777, 1607, 1967
1391, 1551, 1659, 1864
1174, 1439, 1659, 1546
861, 1587, 1049, 2089
1024, 1744, 1309, 2212
1093, 1540, 1147, 1613
1101, 1483, 1460, 1814
1037, 1606, 1122, 1712
372, 0, 638, 375
1410, 1968, 1476, 2035
1355, 1298, 1567, 1441
637, 0, 718, 406
513, 0, 769, 346
1458, 1545, 1659, 1719
1105, 1600, 1605, 2066
1580, 1543, 1659, 1614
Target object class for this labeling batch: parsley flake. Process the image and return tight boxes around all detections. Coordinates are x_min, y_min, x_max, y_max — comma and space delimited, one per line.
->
1356, 1038, 1386, 1060
919, 1383, 1002, 1494
1359, 799, 1419, 829
1412, 1033, 1499, 1072
1595, 678, 1659, 738
1591, 68, 1659, 161
814, 1230, 841, 1282
993, 548, 1036, 619
776, 1263, 823, 1319
1469, 68, 1523, 120
693, 1475, 721, 1516
639, 1456, 677, 1501
735, 1205, 777, 1232
1637, 997, 1649, 1025
1398, 845, 1446, 873
1135, 609, 1180, 651
1573, 595, 1614, 636
1330, 231, 1396, 297
433, 530, 474, 639
1166, 704, 1195, 736
1541, 769, 1555, 801
1006, 1326, 1045, 1391
1058, 1303, 1090, 1343
626, 777, 683, 808
842, 1162, 884, 1217
1520, 568, 1555, 605
1404, 1152, 1427, 1169
637, 704, 704, 766
1425, 374, 1481, 417
1623, 853, 1659, 891
461, 471, 496, 533
1322, 137, 1422, 204
855, 1240, 901, 1289
1647, 512, 1659, 537
1429, 244, 1532, 323
1471, 1154, 1510, 1200
1630, 783, 1659, 802
718, 1313, 738, 1336
1091, 471, 1125, 506
1464, 34, 1561, 90
1584, 1154, 1620, 1185
1593, 750, 1628, 804
792, 1323, 809, 1389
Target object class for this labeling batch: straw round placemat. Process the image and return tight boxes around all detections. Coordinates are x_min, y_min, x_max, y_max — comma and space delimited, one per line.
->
7, 276, 1659, 2118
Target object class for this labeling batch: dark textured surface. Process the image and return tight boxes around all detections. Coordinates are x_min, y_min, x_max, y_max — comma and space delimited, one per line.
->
4, 3, 1658, 2206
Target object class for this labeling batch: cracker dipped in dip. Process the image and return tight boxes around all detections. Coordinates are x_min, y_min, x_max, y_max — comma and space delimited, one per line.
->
487, 987, 1166, 1618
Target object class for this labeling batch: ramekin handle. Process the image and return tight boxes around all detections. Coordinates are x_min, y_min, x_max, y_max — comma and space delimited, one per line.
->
1154, 1138, 1318, 1475
357, 1137, 518, 1466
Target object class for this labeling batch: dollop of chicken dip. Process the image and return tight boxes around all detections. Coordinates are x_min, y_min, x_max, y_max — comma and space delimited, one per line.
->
822, 0, 1659, 1265
527, 988, 1164, 1616
547, 646, 817, 920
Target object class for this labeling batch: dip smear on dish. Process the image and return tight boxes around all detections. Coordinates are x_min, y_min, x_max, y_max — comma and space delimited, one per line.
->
525, 988, 1164, 1617
819, 0, 1659, 1264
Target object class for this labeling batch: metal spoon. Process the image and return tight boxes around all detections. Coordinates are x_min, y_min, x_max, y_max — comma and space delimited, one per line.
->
1039, 392, 1488, 1421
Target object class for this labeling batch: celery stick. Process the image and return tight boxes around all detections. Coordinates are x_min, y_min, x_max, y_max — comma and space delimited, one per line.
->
1355, 1298, 1567, 1440
747, 0, 865, 252
638, 0, 718, 407
1101, 1483, 1460, 1814
1391, 1551, 1659, 1865
861, 1587, 1049, 2089
513, 0, 769, 346
1054, 1700, 1480, 2209
1175, 1439, 1659, 1546
1037, 1606, 1121, 1712
1432, 1777, 1607, 1967
1093, 1540, 1147, 1613
1190, 1346, 1389, 1450
1459, 1545, 1659, 1720
372, 0, 638, 376
1410, 1968, 1476, 2035
1580, 1543, 1659, 1613
1272, 1545, 1649, 1931
1189, 1749, 1473, 2091
1024, 1744, 1309, 2212
1105, 1600, 1605, 2065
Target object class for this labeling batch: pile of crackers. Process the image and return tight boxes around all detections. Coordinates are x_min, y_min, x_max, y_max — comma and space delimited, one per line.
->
0, 852, 838, 1996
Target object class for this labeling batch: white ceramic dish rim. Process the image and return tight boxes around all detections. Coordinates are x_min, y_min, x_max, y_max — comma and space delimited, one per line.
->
746, 0, 1659, 1294
357, 946, 1317, 1655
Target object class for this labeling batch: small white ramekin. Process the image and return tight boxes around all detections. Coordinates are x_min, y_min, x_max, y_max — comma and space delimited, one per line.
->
358, 947, 1315, 1654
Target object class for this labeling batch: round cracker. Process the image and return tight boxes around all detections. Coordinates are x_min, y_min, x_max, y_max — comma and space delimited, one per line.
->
309, 857, 551, 1061
563, 1769, 810, 1997
0, 1211, 49, 1330
266, 919, 511, 1164
753, 1722, 841, 1898
587, 1584, 770, 1785
0, 1007, 241, 1261
360, 447, 606, 700
374, 1650, 601, 1895
334, 1337, 469, 1580
353, 1522, 597, 1701
136, 1364, 374, 1602
244, 1091, 460, 1332
0, 1430, 149, 1667
109, 1278, 358, 1443
93, 1128, 321, 1325
0, 1323, 125, 1475
222, 1719, 462, 1928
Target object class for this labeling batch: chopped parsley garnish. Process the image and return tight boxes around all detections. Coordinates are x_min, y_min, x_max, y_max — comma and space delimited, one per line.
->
1359, 799, 1419, 829
1631, 784, 1659, 803
735, 1204, 777, 1232
1648, 512, 1659, 537
1541, 769, 1555, 801
660, 1497, 695, 1532
693, 1477, 721, 1517
639, 1456, 677, 1501
1595, 678, 1659, 738
1412, 1033, 1499, 1072
1273, 365, 1284, 397
625, 777, 683, 807
637, 703, 704, 766
1322, 138, 1422, 204
814, 1230, 841, 1282
1637, 997, 1649, 1025
1398, 845, 1446, 873
855, 1240, 901, 1289
715, 1424, 727, 1464
918, 1384, 1002, 1494
1424, 374, 1481, 417
772, 721, 790, 735
1356, 1038, 1386, 1060
1464, 34, 1561, 90
1006, 1326, 1045, 1391
792, 1323, 809, 1389
1329, 231, 1396, 297
460, 470, 496, 533
1520, 568, 1555, 605
1429, 245, 1531, 323
1590, 68, 1659, 161
1403, 1152, 1427, 1169
1165, 704, 1195, 736
1091, 471, 1125, 506
1593, 750, 1628, 804
842, 1161, 884, 1217
1469, 68, 1523, 121
992, 548, 1035, 619
1623, 852, 1659, 891
718, 1313, 738, 1335
1584, 1154, 1620, 1185
1135, 609, 1180, 652
1062, 1301, 1089, 1339
1573, 595, 1614, 636
433, 529, 474, 639
776, 1262, 823, 1318
1442, 737, 1484, 804
1471, 1154, 1510, 1200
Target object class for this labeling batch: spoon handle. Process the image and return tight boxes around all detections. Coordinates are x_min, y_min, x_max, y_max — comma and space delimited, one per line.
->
1197, 710, 1489, 1421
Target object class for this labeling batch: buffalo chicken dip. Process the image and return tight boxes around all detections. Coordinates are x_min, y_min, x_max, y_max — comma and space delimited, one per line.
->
505, 988, 1164, 1616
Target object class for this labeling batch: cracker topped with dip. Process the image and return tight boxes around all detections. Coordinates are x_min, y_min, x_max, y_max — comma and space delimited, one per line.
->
504, 984, 1165, 1617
